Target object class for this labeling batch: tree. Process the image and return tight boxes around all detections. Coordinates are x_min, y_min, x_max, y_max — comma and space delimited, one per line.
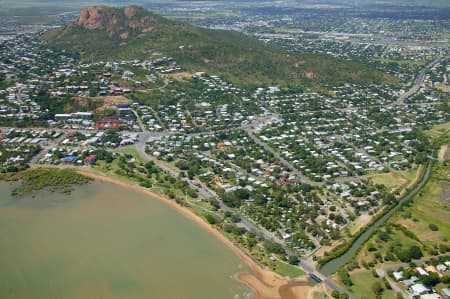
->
421, 272, 440, 287
337, 268, 352, 286
396, 245, 423, 262
409, 246, 423, 260
205, 214, 217, 225
367, 242, 378, 252
187, 188, 198, 198
428, 223, 438, 231
224, 224, 234, 233
331, 290, 340, 299
288, 255, 299, 265
263, 241, 284, 254
378, 231, 391, 242
233, 226, 246, 236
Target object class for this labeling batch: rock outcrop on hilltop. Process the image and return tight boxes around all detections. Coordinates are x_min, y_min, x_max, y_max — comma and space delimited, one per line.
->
75, 6, 156, 39
75, 6, 106, 30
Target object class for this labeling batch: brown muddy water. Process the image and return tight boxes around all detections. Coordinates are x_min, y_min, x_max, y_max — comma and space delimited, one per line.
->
0, 180, 251, 299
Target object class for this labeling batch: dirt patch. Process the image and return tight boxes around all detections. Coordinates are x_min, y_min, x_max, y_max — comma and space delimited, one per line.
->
306, 283, 326, 299
295, 60, 305, 68
124, 6, 136, 18
279, 282, 311, 299
166, 72, 194, 80
60, 96, 101, 113
238, 271, 310, 299
350, 213, 372, 235
312, 239, 345, 263
73, 96, 90, 107
95, 96, 131, 111
74, 96, 130, 112
303, 71, 315, 79
438, 144, 448, 162
142, 27, 154, 33
440, 182, 450, 205
398, 166, 424, 198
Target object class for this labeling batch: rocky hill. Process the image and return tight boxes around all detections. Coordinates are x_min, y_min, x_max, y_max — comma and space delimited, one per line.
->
42, 5, 395, 89
74, 6, 158, 39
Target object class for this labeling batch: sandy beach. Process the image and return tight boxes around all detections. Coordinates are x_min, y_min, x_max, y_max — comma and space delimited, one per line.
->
77, 169, 311, 299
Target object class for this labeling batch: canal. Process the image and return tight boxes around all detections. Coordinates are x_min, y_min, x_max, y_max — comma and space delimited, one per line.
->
320, 162, 432, 275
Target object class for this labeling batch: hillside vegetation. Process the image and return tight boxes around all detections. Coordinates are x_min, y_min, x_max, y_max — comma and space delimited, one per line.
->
41, 5, 395, 89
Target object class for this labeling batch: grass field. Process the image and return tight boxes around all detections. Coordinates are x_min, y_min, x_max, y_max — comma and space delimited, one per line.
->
356, 227, 423, 267
346, 270, 398, 299
273, 260, 305, 278
356, 163, 449, 262
439, 144, 449, 162
425, 122, 450, 139
364, 167, 419, 195
312, 290, 327, 299
343, 163, 450, 294
336, 123, 450, 296
91, 160, 138, 185
115, 147, 146, 163
435, 85, 450, 92
394, 164, 450, 247
374, 58, 425, 68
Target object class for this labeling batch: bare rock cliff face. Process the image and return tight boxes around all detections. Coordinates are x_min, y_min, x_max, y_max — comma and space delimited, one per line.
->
74, 6, 156, 39
124, 6, 137, 18
76, 6, 107, 30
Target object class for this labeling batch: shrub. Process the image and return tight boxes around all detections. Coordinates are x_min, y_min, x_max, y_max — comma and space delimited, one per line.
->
288, 255, 299, 265
371, 282, 384, 295
263, 241, 284, 254
428, 223, 439, 231
205, 214, 217, 225
337, 268, 353, 286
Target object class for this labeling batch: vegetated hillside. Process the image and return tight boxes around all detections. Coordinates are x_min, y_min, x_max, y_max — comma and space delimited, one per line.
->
42, 5, 395, 89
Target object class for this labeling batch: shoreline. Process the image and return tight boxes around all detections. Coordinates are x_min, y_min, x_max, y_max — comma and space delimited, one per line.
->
76, 169, 311, 299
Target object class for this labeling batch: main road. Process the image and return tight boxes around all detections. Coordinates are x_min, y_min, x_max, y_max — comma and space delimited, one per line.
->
390, 54, 445, 107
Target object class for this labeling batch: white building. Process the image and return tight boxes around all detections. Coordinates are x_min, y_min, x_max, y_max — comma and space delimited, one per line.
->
410, 284, 430, 296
